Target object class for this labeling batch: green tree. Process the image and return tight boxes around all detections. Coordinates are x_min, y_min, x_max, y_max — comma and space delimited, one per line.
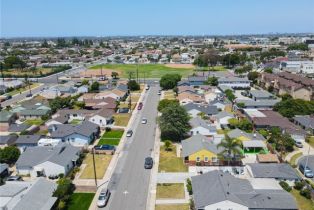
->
273, 98, 314, 118
111, 71, 119, 79
127, 80, 140, 91
157, 99, 179, 112
41, 39, 49, 48
217, 135, 242, 165
287, 43, 309, 51
81, 79, 89, 86
3, 56, 26, 69
264, 67, 273, 73
224, 89, 236, 102
0, 146, 20, 165
53, 178, 75, 210
206, 76, 218, 86
159, 103, 190, 141
90, 81, 100, 92
159, 74, 182, 90
247, 71, 259, 84
164, 140, 172, 151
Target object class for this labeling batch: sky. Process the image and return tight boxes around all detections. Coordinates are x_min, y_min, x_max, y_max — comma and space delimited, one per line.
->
1, 0, 314, 37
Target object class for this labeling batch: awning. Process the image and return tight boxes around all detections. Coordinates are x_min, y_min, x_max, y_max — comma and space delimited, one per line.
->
243, 140, 266, 148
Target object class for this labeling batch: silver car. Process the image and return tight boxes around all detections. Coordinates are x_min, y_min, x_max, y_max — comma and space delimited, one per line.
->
97, 188, 111, 208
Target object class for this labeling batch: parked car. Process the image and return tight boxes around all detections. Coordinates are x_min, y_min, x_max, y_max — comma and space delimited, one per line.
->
97, 188, 111, 208
26, 93, 33, 97
158, 90, 161, 95
299, 164, 314, 178
126, 130, 133, 137
7, 176, 23, 181
94, 145, 116, 154
141, 117, 147, 124
145, 85, 150, 90
137, 102, 143, 110
295, 141, 303, 148
144, 157, 153, 169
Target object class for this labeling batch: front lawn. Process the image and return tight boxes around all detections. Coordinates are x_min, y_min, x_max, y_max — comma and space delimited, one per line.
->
155, 204, 190, 210
308, 136, 314, 148
24, 118, 44, 126
67, 193, 95, 210
79, 154, 112, 179
158, 145, 188, 172
89, 64, 194, 78
101, 130, 124, 138
113, 113, 131, 127
289, 152, 302, 166
290, 189, 314, 210
5, 83, 40, 96
98, 138, 120, 146
156, 183, 185, 199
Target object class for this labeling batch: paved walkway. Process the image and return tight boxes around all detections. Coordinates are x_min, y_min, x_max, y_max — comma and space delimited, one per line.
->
285, 142, 314, 162
157, 173, 191, 183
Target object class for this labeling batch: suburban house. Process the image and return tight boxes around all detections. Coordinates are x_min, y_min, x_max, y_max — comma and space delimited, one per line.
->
212, 111, 234, 128
259, 72, 314, 101
293, 115, 314, 135
48, 121, 100, 146
45, 114, 69, 127
8, 123, 30, 133
249, 90, 275, 101
183, 103, 218, 118
0, 110, 16, 132
191, 170, 297, 210
247, 163, 300, 182
181, 135, 222, 166
16, 144, 80, 178
15, 135, 42, 152
218, 77, 251, 89
77, 85, 89, 94
84, 97, 117, 110
12, 102, 51, 119
39, 88, 61, 99
227, 128, 265, 141
0, 163, 9, 178
53, 109, 96, 121
243, 109, 306, 136
187, 76, 208, 86
0, 135, 18, 148
177, 86, 196, 94
0, 178, 57, 210
235, 99, 280, 109
88, 108, 115, 128
189, 117, 217, 136
94, 89, 128, 101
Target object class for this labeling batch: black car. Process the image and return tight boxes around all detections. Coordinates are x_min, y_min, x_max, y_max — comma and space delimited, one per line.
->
144, 157, 153, 169
26, 93, 33, 97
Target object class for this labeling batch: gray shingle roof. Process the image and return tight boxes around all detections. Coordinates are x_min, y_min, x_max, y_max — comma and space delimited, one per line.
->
0, 110, 15, 122
8, 124, 30, 132
235, 99, 280, 107
16, 144, 80, 168
183, 103, 218, 115
293, 115, 314, 129
50, 121, 99, 138
249, 90, 274, 99
13, 178, 57, 210
248, 163, 300, 180
15, 135, 42, 145
189, 117, 216, 132
0, 135, 18, 145
181, 135, 222, 157
192, 170, 298, 209
214, 111, 234, 119
227, 128, 265, 141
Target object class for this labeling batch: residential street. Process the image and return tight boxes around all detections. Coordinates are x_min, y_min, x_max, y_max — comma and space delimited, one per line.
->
97, 85, 159, 210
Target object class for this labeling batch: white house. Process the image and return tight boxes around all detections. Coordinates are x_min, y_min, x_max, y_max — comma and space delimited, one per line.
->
88, 109, 114, 128
77, 85, 89, 94
189, 117, 217, 136
16, 144, 80, 178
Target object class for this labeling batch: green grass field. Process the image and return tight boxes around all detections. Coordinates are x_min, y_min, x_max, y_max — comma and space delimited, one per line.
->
89, 64, 194, 78
67, 193, 95, 210
97, 130, 124, 146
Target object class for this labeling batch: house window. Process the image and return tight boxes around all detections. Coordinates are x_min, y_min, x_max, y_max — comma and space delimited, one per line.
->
196, 157, 201, 162
204, 157, 209, 162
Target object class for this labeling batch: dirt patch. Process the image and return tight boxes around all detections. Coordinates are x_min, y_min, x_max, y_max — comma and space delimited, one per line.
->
165, 64, 194, 69
80, 69, 122, 77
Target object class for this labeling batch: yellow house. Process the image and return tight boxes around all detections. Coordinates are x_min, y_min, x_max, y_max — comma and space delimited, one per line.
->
181, 135, 222, 166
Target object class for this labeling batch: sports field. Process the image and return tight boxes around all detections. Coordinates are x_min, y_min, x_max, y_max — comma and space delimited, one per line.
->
88, 64, 194, 78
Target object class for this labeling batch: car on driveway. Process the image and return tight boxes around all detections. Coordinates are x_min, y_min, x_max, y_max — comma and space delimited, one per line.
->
94, 145, 116, 155
141, 118, 147, 124
126, 130, 133, 137
295, 141, 303, 148
97, 188, 111, 208
144, 157, 153, 169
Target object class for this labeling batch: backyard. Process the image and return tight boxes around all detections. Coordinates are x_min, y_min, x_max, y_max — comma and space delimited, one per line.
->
290, 189, 314, 210
79, 154, 112, 179
97, 129, 124, 146
163, 90, 176, 100
158, 145, 188, 172
67, 193, 95, 210
23, 118, 44, 126
156, 183, 185, 199
89, 64, 194, 78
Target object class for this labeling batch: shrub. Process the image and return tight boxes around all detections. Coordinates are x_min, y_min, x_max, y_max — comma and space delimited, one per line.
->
294, 181, 305, 190
186, 178, 193, 195
58, 173, 64, 179
299, 188, 311, 199
105, 127, 112, 132
164, 140, 172, 151
279, 181, 291, 192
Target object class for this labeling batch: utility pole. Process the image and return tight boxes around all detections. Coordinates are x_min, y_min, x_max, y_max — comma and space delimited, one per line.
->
128, 72, 132, 111
92, 148, 98, 188
136, 63, 139, 83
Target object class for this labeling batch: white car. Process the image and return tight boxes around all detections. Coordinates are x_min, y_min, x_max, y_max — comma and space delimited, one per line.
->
97, 188, 111, 208
141, 118, 147, 124
145, 85, 150, 90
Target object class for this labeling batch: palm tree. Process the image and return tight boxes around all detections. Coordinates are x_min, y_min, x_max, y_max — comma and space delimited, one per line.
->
217, 135, 242, 166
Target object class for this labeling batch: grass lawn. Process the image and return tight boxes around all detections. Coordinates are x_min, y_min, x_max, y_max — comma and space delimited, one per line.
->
158, 145, 188, 172
155, 204, 190, 210
102, 130, 124, 138
156, 183, 185, 199
308, 136, 314, 148
70, 119, 82, 125
89, 64, 194, 78
67, 193, 95, 210
113, 113, 131, 127
119, 102, 137, 110
24, 118, 44, 126
3, 68, 53, 77
126, 94, 140, 103
98, 138, 120, 146
290, 189, 314, 210
289, 152, 303, 166
4, 83, 40, 96
79, 154, 112, 179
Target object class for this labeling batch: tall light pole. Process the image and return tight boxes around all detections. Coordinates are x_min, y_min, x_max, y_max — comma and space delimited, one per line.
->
92, 148, 98, 188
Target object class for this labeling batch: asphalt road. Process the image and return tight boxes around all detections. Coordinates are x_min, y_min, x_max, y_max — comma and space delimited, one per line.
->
99, 85, 160, 210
